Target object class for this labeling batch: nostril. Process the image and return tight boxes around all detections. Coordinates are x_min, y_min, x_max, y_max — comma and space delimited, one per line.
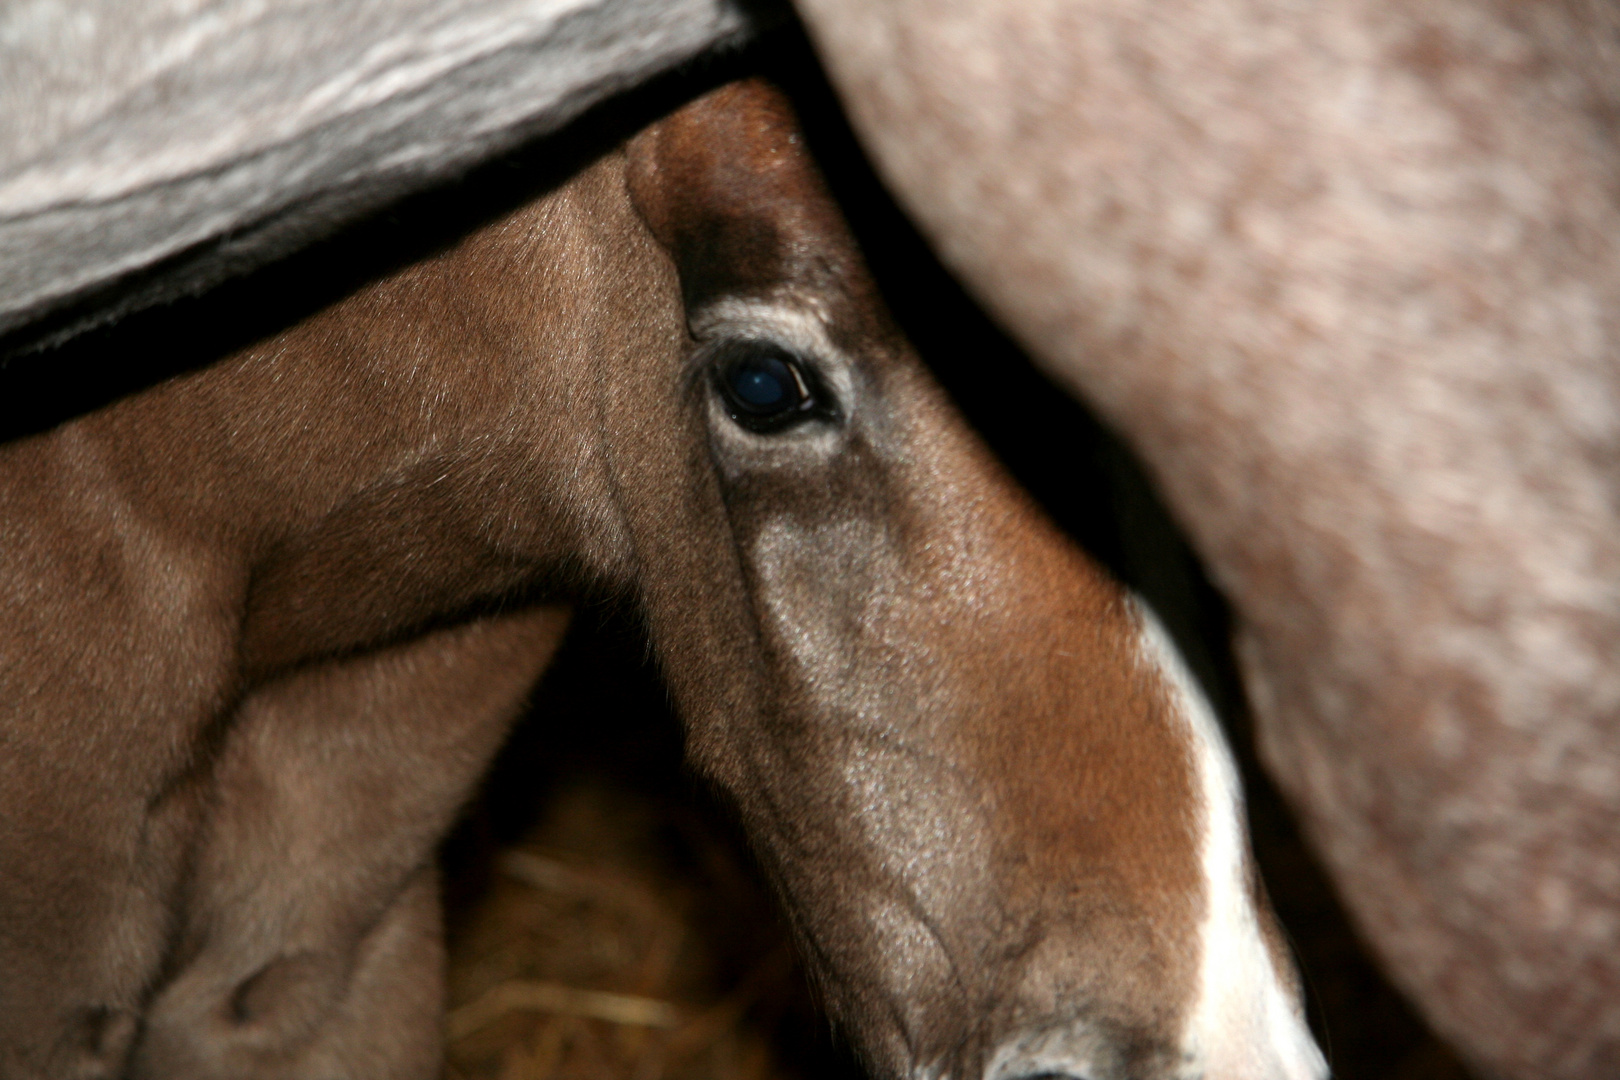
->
227, 952, 333, 1028
83, 1006, 138, 1057
58, 1005, 138, 1077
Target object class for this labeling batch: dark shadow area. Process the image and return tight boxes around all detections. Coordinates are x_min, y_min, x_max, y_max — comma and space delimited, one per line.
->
442, 606, 868, 1080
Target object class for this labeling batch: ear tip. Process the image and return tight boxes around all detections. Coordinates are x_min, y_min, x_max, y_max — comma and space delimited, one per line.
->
625, 78, 801, 230
687, 78, 802, 143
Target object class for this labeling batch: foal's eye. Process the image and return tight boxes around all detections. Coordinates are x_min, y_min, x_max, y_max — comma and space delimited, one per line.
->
711, 342, 830, 433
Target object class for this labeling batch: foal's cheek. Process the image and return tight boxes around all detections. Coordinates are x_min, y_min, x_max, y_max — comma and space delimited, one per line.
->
743, 513, 897, 691
729, 420, 1218, 1071
704, 515, 1008, 1070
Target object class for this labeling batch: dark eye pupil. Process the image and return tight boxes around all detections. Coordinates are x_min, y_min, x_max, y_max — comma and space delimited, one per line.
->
712, 342, 830, 434
728, 354, 795, 411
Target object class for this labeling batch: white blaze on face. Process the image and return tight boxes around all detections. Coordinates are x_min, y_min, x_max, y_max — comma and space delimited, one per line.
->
1132, 601, 1328, 1080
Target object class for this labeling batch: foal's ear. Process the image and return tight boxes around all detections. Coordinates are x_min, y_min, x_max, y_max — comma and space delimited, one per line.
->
625, 78, 860, 310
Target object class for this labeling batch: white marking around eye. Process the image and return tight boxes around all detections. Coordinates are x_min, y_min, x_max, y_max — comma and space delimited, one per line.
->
691, 297, 863, 474
690, 295, 860, 400
1133, 600, 1327, 1080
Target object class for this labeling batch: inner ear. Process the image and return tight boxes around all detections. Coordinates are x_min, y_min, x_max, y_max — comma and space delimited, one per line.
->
624, 78, 857, 311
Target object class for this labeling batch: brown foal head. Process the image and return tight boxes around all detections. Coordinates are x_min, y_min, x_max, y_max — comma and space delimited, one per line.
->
617, 80, 1323, 1080
0, 81, 1318, 1080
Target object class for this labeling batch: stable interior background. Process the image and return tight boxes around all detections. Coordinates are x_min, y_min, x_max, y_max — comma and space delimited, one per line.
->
0, 24, 1473, 1080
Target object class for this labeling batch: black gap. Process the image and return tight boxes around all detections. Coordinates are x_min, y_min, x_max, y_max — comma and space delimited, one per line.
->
443, 605, 869, 1080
